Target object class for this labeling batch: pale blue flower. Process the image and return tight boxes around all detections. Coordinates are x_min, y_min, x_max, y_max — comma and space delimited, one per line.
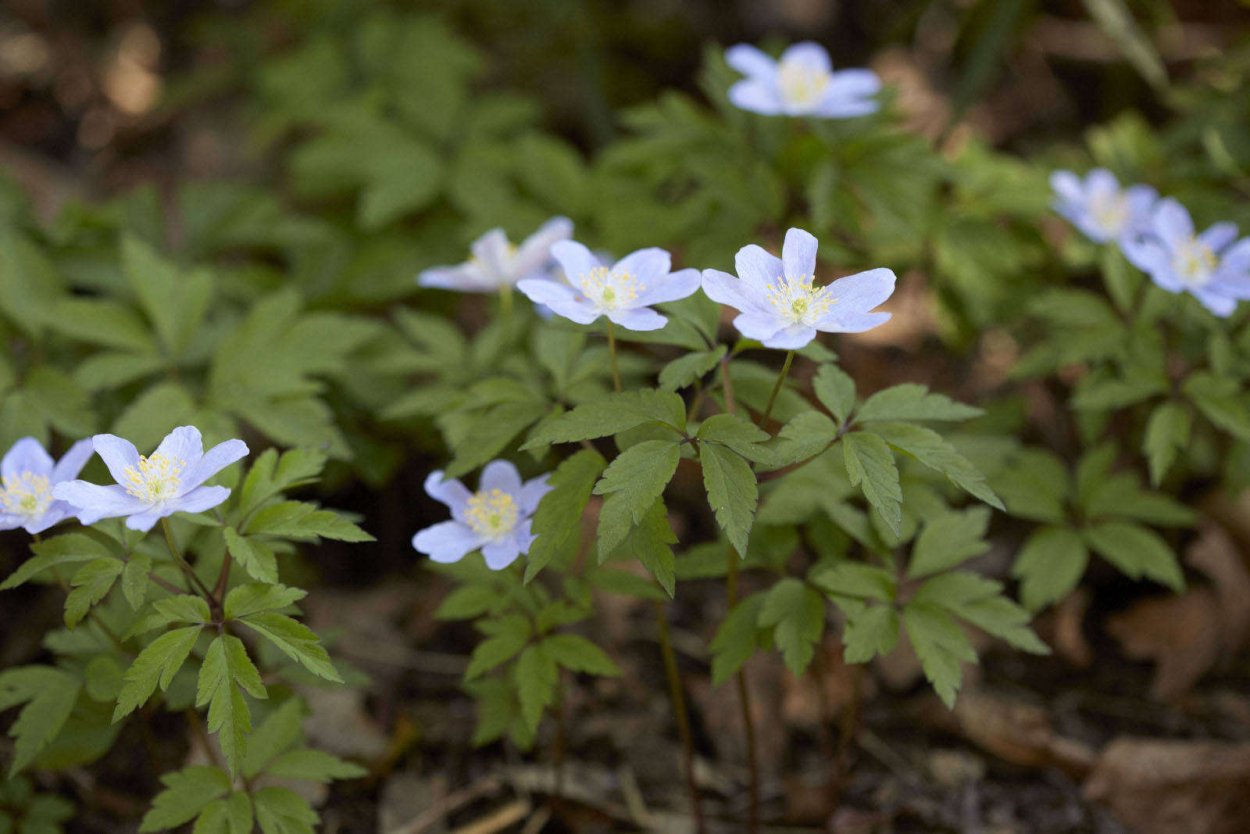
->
1050, 168, 1157, 244
418, 217, 573, 293
53, 427, 248, 532
726, 42, 880, 119
1123, 198, 1250, 317
413, 460, 552, 570
0, 437, 93, 535
702, 228, 896, 349
516, 241, 700, 332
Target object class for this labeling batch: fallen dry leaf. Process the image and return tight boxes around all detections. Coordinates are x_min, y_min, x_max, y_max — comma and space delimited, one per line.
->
1083, 738, 1250, 834
1106, 524, 1250, 700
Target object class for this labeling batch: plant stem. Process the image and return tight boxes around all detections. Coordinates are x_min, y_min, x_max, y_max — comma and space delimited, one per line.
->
653, 600, 706, 834
500, 285, 515, 319
160, 519, 214, 600
607, 321, 622, 392
726, 549, 760, 834
759, 350, 795, 428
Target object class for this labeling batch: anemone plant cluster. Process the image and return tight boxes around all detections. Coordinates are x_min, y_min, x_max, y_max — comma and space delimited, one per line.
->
1, 18, 1249, 834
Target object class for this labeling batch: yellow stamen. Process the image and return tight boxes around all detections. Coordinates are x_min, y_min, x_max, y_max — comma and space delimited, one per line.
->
777, 59, 831, 108
0, 472, 53, 518
122, 453, 184, 502
766, 273, 837, 325
465, 488, 519, 539
578, 266, 644, 310
1174, 239, 1218, 287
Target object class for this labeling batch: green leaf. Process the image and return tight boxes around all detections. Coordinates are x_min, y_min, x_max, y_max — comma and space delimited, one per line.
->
121, 552, 151, 610
1143, 401, 1192, 486
813, 364, 856, 424
193, 793, 254, 834
1184, 372, 1250, 442
0, 666, 81, 775
444, 401, 549, 479
253, 786, 318, 834
64, 559, 124, 628
238, 613, 343, 683
238, 448, 328, 517
224, 529, 279, 585
696, 413, 770, 453
870, 422, 1003, 510
1, 533, 114, 591
902, 602, 976, 708
50, 297, 157, 353
524, 450, 606, 583
773, 411, 838, 467
855, 384, 981, 424
952, 591, 1050, 655
909, 508, 991, 580
543, 634, 621, 676
1082, 522, 1184, 591
123, 236, 214, 356
114, 625, 203, 720
810, 562, 896, 603
594, 440, 680, 555
138, 766, 231, 832
605, 500, 678, 596
513, 643, 558, 734
710, 593, 767, 685
465, 628, 531, 681
659, 346, 727, 391
245, 502, 373, 543
759, 578, 825, 676
241, 698, 303, 779
127, 595, 213, 637
196, 635, 268, 775
435, 584, 501, 621
842, 432, 903, 536
698, 441, 758, 555
264, 749, 366, 783
842, 605, 899, 663
1012, 526, 1089, 611
993, 448, 1069, 524
521, 389, 686, 449
224, 583, 306, 620
586, 567, 668, 601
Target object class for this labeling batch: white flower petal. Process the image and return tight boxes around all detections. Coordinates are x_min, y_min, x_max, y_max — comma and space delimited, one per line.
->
2, 437, 53, 480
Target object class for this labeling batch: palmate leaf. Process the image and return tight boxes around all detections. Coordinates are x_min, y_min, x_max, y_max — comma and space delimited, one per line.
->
0, 533, 115, 591
196, 635, 268, 775
594, 440, 680, 556
244, 501, 373, 543
524, 449, 606, 583
698, 441, 758, 555
543, 634, 621, 677
870, 422, 1003, 510
758, 578, 825, 676
237, 613, 343, 683
237, 448, 328, 517
901, 603, 975, 708
513, 643, 558, 735
710, 594, 767, 685
605, 500, 678, 596
521, 389, 686, 449
659, 346, 727, 391
64, 559, 124, 629
224, 528, 279, 585
908, 508, 991, 580
812, 363, 856, 424
1012, 526, 1089, 611
253, 786, 319, 834
842, 604, 899, 664
855, 384, 982, 424
114, 626, 204, 721
1082, 521, 1184, 591
138, 765, 232, 833
1142, 401, 1192, 486
0, 666, 81, 775
192, 793, 254, 834
842, 431, 903, 536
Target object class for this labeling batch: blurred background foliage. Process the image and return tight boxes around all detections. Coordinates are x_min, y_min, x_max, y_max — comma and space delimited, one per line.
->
0, 0, 1248, 543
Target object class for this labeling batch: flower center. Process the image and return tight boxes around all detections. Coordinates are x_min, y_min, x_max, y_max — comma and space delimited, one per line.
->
0, 472, 52, 519
465, 488, 519, 540
777, 59, 831, 109
123, 453, 184, 503
1089, 192, 1129, 235
578, 266, 643, 311
1173, 238, 1218, 287
767, 274, 837, 325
